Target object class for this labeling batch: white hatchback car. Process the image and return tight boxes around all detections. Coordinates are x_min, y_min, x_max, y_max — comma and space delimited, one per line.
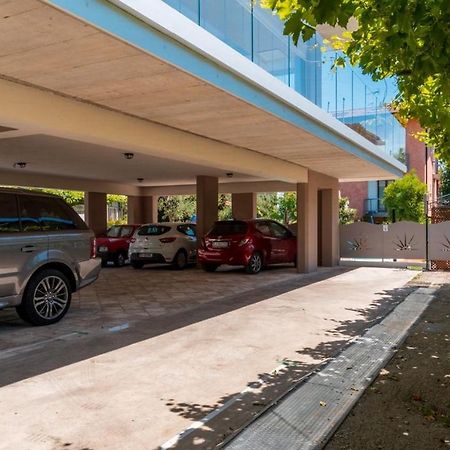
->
129, 223, 197, 270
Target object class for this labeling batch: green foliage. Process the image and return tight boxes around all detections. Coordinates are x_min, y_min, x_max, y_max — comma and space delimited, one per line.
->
107, 194, 127, 206
107, 218, 127, 228
261, 0, 450, 160
339, 196, 357, 224
157, 194, 233, 222
383, 171, 427, 223
439, 161, 450, 198
158, 195, 196, 222
257, 192, 297, 223
34, 188, 84, 206
218, 194, 232, 220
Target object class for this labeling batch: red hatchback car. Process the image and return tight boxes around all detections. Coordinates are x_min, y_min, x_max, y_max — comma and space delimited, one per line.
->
198, 219, 297, 274
96, 224, 140, 267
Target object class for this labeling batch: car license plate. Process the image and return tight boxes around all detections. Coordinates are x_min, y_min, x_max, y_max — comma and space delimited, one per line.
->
212, 241, 229, 249
139, 252, 153, 258
98, 246, 108, 252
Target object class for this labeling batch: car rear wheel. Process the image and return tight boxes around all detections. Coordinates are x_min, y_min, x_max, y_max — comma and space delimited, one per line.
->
245, 252, 263, 274
114, 251, 127, 267
131, 261, 144, 269
172, 249, 188, 270
16, 269, 72, 326
202, 263, 219, 272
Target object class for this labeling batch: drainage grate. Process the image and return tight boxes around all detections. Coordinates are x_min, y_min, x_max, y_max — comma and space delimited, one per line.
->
224, 288, 436, 450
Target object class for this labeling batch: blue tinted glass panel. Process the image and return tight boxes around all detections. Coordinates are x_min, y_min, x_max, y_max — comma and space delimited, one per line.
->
253, 6, 289, 84
201, 0, 252, 59
163, 0, 199, 23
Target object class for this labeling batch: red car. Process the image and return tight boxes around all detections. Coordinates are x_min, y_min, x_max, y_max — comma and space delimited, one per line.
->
97, 224, 140, 267
198, 219, 297, 274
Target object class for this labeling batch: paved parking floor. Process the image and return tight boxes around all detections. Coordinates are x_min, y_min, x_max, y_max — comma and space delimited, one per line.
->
0, 266, 418, 449
0, 264, 303, 351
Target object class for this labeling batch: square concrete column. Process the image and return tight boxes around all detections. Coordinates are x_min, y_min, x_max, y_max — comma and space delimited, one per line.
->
85, 192, 107, 236
196, 175, 218, 240
319, 188, 340, 266
127, 195, 158, 224
296, 182, 318, 273
232, 192, 257, 219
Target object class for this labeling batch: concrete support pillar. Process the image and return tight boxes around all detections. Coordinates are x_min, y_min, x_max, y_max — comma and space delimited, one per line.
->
296, 171, 340, 272
296, 181, 318, 273
319, 188, 340, 266
127, 195, 158, 224
85, 192, 107, 236
232, 192, 257, 219
196, 175, 218, 239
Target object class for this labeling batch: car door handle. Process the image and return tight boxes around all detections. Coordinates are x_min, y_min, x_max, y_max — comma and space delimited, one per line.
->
21, 245, 36, 253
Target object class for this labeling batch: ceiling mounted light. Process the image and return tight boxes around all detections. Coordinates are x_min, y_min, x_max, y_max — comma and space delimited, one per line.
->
137, 177, 144, 183
13, 162, 27, 169
226, 172, 234, 178
123, 152, 134, 160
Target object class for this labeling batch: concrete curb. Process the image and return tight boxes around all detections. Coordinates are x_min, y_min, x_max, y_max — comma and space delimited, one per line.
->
224, 287, 437, 450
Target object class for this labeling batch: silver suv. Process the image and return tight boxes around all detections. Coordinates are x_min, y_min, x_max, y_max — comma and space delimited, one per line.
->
0, 188, 101, 325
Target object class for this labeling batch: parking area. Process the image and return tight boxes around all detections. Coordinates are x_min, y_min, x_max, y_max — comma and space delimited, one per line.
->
0, 266, 419, 450
0, 264, 303, 351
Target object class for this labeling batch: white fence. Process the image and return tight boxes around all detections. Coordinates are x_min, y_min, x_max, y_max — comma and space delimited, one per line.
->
340, 221, 450, 261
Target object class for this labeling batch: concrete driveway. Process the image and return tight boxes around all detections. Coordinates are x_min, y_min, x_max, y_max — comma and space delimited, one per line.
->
0, 266, 417, 449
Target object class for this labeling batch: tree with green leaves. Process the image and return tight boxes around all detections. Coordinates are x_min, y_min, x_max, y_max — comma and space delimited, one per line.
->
257, 192, 297, 224
339, 196, 357, 224
383, 171, 427, 222
262, 0, 450, 160
439, 162, 450, 200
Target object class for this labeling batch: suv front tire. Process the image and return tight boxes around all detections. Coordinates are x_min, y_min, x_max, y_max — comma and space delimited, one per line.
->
16, 269, 72, 326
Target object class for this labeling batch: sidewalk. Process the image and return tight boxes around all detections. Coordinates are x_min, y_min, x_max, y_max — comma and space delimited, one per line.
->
326, 271, 450, 450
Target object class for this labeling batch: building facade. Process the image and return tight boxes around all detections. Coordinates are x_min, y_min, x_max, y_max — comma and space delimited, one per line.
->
0, 0, 406, 272
340, 119, 439, 221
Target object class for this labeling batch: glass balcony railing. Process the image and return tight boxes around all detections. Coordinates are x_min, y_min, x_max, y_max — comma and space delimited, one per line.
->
364, 198, 387, 214
162, 0, 405, 160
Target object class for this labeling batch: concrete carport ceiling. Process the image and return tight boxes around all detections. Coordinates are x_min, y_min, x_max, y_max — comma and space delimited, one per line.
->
0, 134, 258, 186
0, 0, 405, 185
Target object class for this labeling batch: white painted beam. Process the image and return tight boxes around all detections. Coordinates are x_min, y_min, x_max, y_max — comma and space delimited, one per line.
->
0, 78, 308, 183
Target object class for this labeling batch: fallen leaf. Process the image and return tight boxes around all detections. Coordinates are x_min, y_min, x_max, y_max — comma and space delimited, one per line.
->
320, 401, 327, 407
380, 369, 390, 376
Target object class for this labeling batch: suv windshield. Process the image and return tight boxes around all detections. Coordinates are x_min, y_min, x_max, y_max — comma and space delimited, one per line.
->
209, 221, 248, 235
138, 225, 171, 236
107, 225, 134, 238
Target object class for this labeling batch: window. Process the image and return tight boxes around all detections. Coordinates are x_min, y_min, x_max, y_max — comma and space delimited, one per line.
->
268, 221, 291, 239
18, 195, 87, 232
0, 193, 20, 233
254, 221, 271, 237
377, 180, 392, 212
107, 225, 134, 238
209, 221, 248, 235
138, 225, 171, 236
177, 224, 196, 237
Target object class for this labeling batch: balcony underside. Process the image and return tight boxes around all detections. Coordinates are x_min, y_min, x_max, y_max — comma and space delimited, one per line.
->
0, 0, 404, 188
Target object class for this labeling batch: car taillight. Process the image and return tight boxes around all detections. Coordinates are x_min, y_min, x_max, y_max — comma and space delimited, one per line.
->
90, 237, 97, 258
238, 238, 251, 247
159, 237, 176, 243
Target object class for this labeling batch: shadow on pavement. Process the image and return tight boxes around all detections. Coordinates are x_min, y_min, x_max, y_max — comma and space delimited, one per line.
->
0, 267, 351, 388
165, 282, 417, 450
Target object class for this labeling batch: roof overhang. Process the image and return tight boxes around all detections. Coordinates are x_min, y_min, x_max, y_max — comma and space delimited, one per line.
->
0, 0, 405, 191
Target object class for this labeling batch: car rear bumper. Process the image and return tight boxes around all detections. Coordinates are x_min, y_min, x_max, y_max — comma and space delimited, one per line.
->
130, 252, 167, 264
198, 247, 253, 266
